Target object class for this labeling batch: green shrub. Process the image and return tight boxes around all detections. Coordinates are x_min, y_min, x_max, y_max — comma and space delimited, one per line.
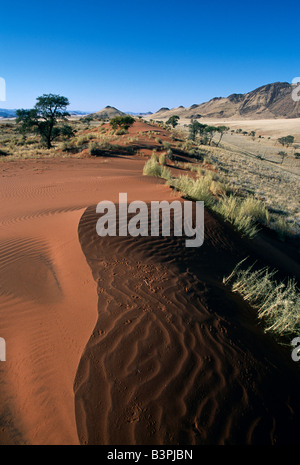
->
110, 115, 135, 131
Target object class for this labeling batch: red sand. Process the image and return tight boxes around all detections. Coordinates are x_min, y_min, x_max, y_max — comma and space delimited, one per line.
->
0, 156, 300, 445
0, 157, 175, 444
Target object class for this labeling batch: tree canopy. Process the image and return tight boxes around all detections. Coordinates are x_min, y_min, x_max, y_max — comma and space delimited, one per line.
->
216, 125, 229, 146
278, 135, 294, 147
16, 94, 70, 148
110, 115, 135, 131
188, 120, 228, 145
188, 120, 207, 141
166, 115, 180, 128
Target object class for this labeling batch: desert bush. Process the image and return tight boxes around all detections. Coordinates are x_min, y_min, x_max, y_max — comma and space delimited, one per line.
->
239, 196, 269, 223
209, 180, 228, 196
182, 140, 193, 152
62, 140, 77, 152
166, 148, 173, 158
184, 163, 200, 173
60, 124, 76, 140
167, 175, 214, 206
213, 195, 259, 238
76, 135, 89, 146
116, 128, 128, 135
162, 141, 171, 150
89, 141, 107, 156
143, 159, 162, 177
142, 160, 173, 181
203, 155, 212, 164
159, 153, 166, 165
161, 166, 172, 181
151, 151, 159, 162
223, 259, 300, 338
270, 216, 297, 241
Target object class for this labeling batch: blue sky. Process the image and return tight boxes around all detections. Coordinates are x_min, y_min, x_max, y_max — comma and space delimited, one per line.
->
1, 0, 299, 112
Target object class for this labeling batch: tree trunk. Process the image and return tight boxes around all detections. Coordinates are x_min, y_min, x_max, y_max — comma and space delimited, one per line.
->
217, 133, 223, 147
47, 121, 54, 149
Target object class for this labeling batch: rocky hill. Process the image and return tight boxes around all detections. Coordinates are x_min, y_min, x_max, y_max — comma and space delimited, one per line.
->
151, 82, 300, 120
90, 106, 125, 119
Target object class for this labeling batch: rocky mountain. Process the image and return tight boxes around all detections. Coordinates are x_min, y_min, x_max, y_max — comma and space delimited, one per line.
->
151, 82, 300, 120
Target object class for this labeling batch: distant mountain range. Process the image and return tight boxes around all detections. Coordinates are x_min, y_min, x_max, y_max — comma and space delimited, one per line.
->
0, 109, 18, 118
0, 109, 88, 118
151, 82, 300, 120
2, 82, 299, 121
0, 106, 150, 119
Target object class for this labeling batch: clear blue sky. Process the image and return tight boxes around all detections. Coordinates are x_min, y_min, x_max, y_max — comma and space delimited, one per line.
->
1, 0, 299, 112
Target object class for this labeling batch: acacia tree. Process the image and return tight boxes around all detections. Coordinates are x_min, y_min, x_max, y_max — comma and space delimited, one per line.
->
278, 135, 294, 147
188, 120, 207, 141
278, 151, 288, 164
166, 115, 180, 128
205, 126, 218, 145
16, 94, 70, 148
249, 130, 256, 140
216, 126, 229, 146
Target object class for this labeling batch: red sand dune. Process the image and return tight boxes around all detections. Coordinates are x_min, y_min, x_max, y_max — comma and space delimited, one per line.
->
75, 204, 300, 445
0, 156, 300, 445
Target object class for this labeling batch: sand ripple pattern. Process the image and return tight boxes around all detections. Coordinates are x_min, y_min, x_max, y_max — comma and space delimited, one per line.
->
74, 206, 300, 445
0, 237, 62, 303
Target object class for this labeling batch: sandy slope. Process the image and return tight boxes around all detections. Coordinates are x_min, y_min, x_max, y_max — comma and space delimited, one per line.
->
0, 157, 172, 444
75, 205, 300, 445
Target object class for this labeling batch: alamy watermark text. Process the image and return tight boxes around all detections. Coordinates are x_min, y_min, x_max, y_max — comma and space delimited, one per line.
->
96, 193, 204, 247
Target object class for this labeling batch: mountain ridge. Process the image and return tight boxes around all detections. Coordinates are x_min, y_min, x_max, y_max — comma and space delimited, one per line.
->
151, 82, 300, 120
